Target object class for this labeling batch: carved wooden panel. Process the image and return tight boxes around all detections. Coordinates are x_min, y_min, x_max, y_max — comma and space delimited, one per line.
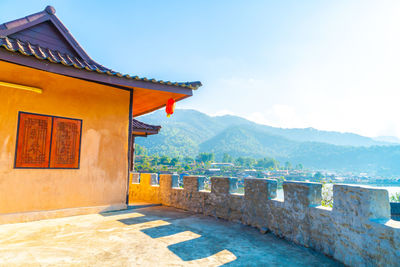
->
15, 113, 53, 168
50, 117, 82, 168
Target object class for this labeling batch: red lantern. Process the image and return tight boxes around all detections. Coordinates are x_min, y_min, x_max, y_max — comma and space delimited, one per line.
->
166, 98, 175, 117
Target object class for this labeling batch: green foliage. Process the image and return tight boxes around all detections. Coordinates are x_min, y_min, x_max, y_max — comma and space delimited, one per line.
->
170, 157, 179, 166
136, 109, 400, 175
196, 153, 214, 163
320, 181, 333, 208
135, 155, 157, 173
390, 192, 400, 202
284, 161, 292, 170
183, 156, 194, 164
234, 157, 256, 168
314, 171, 324, 180
160, 156, 170, 165
134, 149, 290, 176
255, 157, 277, 169
135, 144, 147, 156
222, 153, 233, 163
276, 176, 286, 189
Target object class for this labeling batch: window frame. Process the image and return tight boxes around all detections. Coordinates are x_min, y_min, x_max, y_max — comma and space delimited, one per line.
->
14, 111, 83, 169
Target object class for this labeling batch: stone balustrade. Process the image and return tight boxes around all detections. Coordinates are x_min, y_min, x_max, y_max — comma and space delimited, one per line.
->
129, 174, 400, 266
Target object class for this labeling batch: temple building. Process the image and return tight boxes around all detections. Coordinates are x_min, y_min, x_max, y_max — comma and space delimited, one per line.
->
0, 6, 201, 224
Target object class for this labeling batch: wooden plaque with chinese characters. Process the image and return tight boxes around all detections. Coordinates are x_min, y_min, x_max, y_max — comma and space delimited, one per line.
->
50, 117, 82, 168
15, 113, 53, 168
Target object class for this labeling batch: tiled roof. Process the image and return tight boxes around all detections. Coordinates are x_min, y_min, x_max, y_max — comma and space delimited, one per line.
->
0, 36, 202, 90
132, 119, 161, 133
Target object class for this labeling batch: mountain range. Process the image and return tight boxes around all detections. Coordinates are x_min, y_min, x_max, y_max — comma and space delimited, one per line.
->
136, 109, 400, 175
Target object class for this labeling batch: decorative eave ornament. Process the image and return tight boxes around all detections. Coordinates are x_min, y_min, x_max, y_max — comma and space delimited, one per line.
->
166, 98, 176, 117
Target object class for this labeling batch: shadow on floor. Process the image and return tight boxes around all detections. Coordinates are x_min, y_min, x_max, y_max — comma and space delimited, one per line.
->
99, 204, 161, 217
140, 224, 186, 239
127, 204, 162, 210
114, 206, 342, 266
168, 235, 227, 262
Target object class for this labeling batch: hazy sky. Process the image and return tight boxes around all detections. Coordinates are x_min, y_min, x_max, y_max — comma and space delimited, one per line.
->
1, 1, 400, 138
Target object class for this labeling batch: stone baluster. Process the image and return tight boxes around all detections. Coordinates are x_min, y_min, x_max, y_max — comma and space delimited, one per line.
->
283, 181, 322, 207
135, 173, 160, 203
159, 174, 172, 205
332, 184, 390, 221
183, 176, 200, 192
332, 184, 392, 266
204, 177, 230, 218
139, 173, 151, 187
280, 181, 322, 245
181, 176, 205, 212
243, 178, 276, 231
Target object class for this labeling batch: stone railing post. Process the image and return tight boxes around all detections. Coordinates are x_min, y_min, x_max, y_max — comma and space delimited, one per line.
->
159, 174, 172, 205
332, 184, 393, 266
135, 173, 160, 203
204, 177, 230, 218
243, 178, 276, 230
139, 173, 151, 187
227, 178, 244, 222
183, 176, 199, 192
333, 184, 390, 221
182, 176, 205, 212
283, 181, 322, 207
281, 181, 322, 245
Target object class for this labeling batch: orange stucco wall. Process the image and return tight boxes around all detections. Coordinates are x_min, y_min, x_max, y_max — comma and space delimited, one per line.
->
0, 61, 130, 214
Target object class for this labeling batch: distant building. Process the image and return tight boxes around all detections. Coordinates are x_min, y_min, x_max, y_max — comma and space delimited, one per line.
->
206, 168, 221, 175
268, 170, 289, 176
211, 162, 235, 167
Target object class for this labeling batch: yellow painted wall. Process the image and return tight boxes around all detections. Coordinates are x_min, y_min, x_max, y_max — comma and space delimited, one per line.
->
128, 173, 161, 204
0, 61, 130, 214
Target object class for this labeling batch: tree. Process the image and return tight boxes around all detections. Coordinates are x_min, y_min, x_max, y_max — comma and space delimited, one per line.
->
135, 144, 147, 156
255, 157, 277, 169
170, 157, 179, 166
284, 161, 292, 170
235, 157, 256, 168
183, 156, 194, 164
222, 153, 233, 163
160, 165, 168, 171
276, 176, 286, 189
314, 171, 323, 180
196, 153, 215, 163
390, 192, 400, 202
321, 181, 333, 207
160, 156, 170, 165
295, 163, 303, 170
151, 156, 160, 165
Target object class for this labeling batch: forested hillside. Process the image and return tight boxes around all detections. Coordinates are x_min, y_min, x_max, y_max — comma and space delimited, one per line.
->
136, 109, 400, 175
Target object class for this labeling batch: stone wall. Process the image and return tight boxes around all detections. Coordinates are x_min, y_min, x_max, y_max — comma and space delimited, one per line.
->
130, 174, 400, 266
391, 203, 400, 221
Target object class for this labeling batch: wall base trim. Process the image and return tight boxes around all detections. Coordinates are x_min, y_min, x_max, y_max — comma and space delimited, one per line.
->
0, 204, 127, 225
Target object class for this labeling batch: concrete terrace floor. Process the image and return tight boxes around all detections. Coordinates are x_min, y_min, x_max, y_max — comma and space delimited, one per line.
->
0, 204, 342, 267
